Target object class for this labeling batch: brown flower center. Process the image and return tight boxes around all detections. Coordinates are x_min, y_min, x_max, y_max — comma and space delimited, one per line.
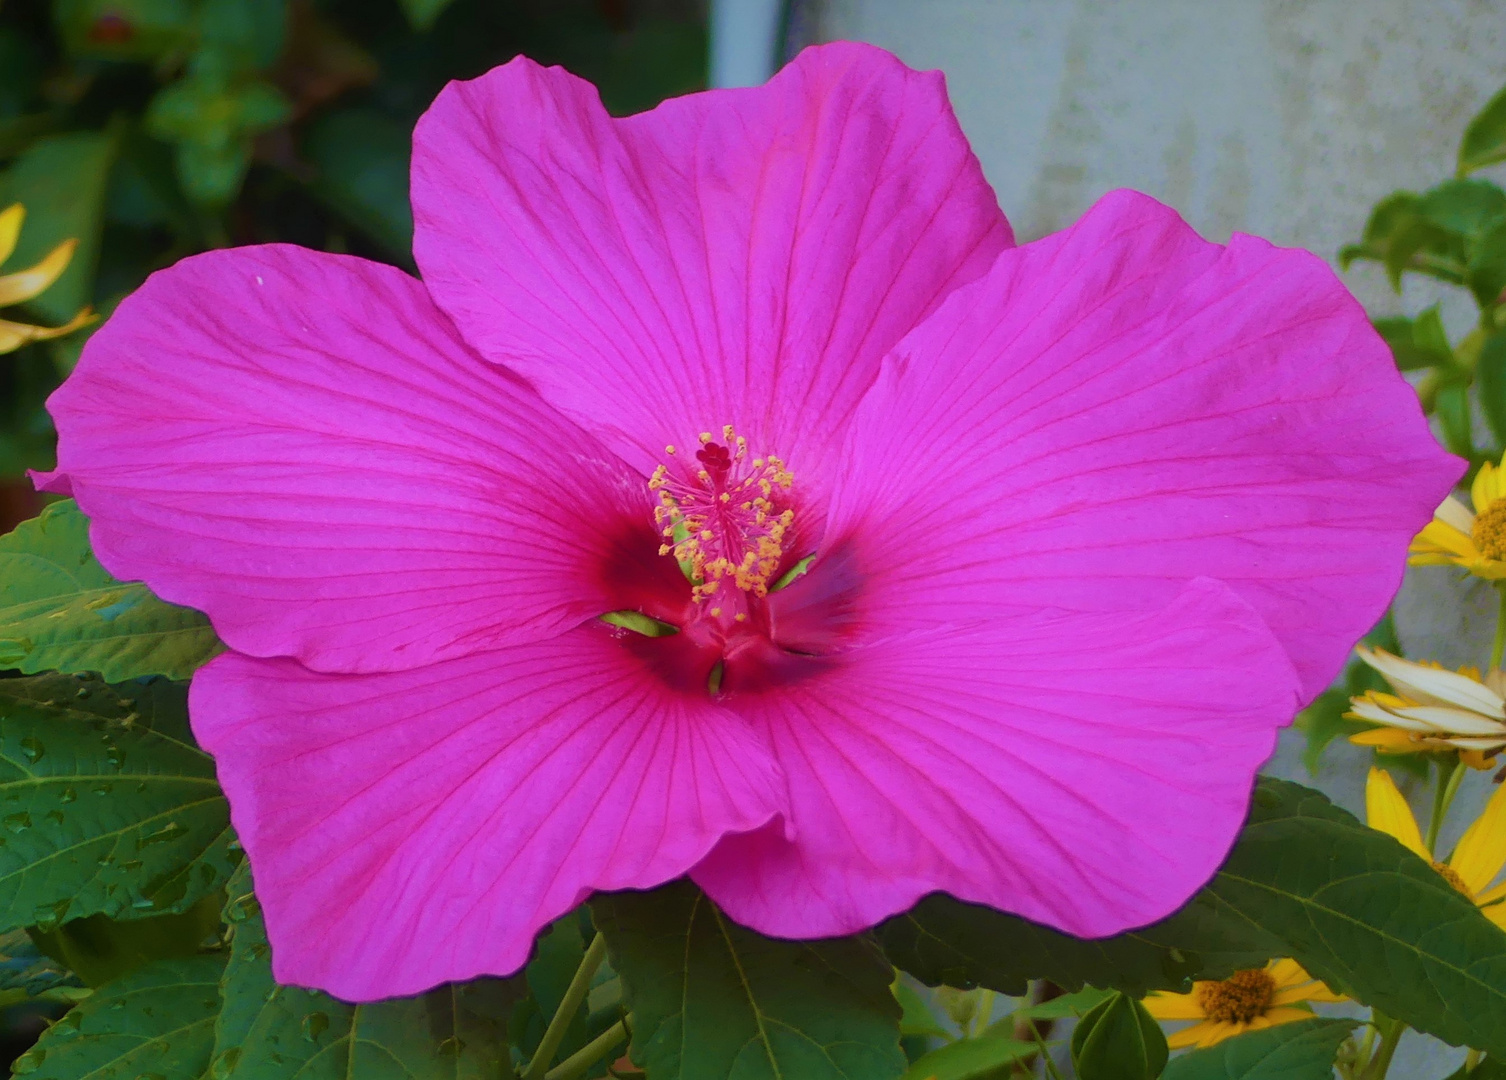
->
1472, 501, 1506, 560
1194, 969, 1276, 1023
1432, 860, 1473, 897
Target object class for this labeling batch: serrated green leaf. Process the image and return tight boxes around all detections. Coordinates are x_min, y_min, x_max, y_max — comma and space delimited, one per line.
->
1159, 1018, 1357, 1080
397, 0, 458, 31
899, 1034, 1036, 1080
1461, 83, 1506, 174
0, 129, 118, 323
213, 863, 525, 1080
0, 499, 222, 680
891, 976, 948, 1039
9, 951, 225, 1080
882, 778, 1506, 1056
593, 880, 906, 1080
30, 892, 223, 987
0, 672, 235, 932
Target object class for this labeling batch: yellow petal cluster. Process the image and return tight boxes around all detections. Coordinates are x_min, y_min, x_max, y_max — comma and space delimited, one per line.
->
1346, 646, 1506, 768
1142, 959, 1344, 1049
1410, 456, 1506, 579
0, 203, 93, 354
1365, 767, 1506, 931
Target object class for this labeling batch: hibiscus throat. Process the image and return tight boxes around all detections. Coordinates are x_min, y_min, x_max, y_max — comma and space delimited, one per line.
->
649, 427, 795, 602
1194, 969, 1275, 1024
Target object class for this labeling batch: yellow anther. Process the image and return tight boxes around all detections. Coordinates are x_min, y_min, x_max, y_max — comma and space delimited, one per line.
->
699, 432, 712, 443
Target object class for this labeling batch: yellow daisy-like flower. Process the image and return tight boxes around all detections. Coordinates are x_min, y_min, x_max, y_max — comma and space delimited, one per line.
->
1366, 766, 1506, 930
1346, 646, 1506, 769
1410, 455, 1506, 579
0, 203, 93, 354
1142, 959, 1345, 1049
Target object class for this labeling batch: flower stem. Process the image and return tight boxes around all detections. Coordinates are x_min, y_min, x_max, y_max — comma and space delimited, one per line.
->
1491, 584, 1506, 670
545, 1018, 630, 1080
1427, 755, 1466, 854
1362, 1015, 1406, 1080
523, 932, 610, 1080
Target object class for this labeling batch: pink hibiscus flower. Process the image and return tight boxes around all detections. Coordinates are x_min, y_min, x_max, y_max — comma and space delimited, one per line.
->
36, 43, 1458, 1001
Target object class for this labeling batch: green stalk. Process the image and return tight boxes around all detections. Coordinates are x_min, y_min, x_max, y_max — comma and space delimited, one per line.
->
545, 1018, 630, 1080
972, 989, 995, 1037
1427, 756, 1466, 855
1362, 1016, 1406, 1080
522, 933, 610, 1080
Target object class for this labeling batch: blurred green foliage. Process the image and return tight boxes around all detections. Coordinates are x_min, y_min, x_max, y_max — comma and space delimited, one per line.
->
1340, 84, 1506, 471
0, 0, 706, 488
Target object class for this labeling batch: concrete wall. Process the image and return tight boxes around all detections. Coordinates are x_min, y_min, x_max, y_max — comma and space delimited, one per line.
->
807, 2, 1506, 1074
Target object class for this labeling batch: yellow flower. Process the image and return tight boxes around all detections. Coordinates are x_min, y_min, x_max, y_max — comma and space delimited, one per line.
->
0, 203, 93, 354
1142, 959, 1345, 1049
1366, 766, 1506, 930
1410, 454, 1506, 579
1346, 646, 1506, 769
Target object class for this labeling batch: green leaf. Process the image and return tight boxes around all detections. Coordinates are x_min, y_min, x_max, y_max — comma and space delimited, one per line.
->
1294, 689, 1367, 777
0, 925, 80, 999
0, 129, 119, 323
198, 0, 287, 72
593, 880, 906, 1080
1071, 992, 1167, 1080
1373, 305, 1456, 373
899, 1035, 1036, 1080
1436, 382, 1475, 458
1419, 179, 1506, 239
883, 778, 1506, 1056
1007, 986, 1112, 1022
0, 672, 235, 931
9, 951, 225, 1079
1461, 83, 1506, 174
879, 887, 1275, 999
303, 108, 414, 260
30, 892, 223, 987
1445, 1056, 1506, 1080
1201, 780, 1506, 1056
146, 74, 290, 206
891, 976, 948, 1039
1159, 1018, 1357, 1080
398, 0, 459, 31
1471, 219, 1506, 309
212, 863, 525, 1079
0, 499, 222, 680
1479, 334, 1506, 447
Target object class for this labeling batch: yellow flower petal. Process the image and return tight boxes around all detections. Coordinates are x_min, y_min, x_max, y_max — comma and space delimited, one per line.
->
1449, 780, 1506, 896
1167, 1021, 1221, 1050
1197, 1020, 1243, 1048
1478, 880, 1506, 906
1462, 749, 1501, 770
1366, 767, 1429, 859
1267, 958, 1306, 988
1475, 459, 1506, 514
0, 204, 22, 266
0, 238, 77, 307
1412, 519, 1477, 559
1142, 992, 1204, 1020
0, 308, 94, 355
1349, 728, 1428, 754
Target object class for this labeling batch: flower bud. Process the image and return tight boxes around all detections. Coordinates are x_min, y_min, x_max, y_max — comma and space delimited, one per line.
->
1070, 991, 1169, 1080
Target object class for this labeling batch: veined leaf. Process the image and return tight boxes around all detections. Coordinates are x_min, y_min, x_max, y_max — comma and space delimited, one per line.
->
900, 1034, 1036, 1080
882, 779, 1506, 1056
213, 863, 525, 1079
593, 880, 905, 1080
1160, 1018, 1357, 1080
10, 952, 225, 1080
0, 499, 221, 680
0, 672, 235, 931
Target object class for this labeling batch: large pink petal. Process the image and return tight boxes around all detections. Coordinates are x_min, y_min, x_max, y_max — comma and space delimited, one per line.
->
411, 42, 1011, 491
39, 245, 651, 674
192, 627, 787, 1000
820, 190, 1461, 700
694, 579, 1299, 939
